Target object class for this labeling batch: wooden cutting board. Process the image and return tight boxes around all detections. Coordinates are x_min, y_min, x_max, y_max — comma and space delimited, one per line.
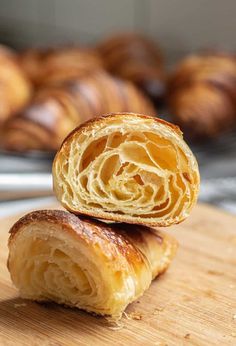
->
0, 203, 236, 346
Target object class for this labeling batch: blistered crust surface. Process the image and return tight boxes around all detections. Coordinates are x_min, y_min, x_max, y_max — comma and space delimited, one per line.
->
53, 113, 200, 226
8, 210, 177, 318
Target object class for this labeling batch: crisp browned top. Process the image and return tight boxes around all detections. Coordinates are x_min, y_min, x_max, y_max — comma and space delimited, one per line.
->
9, 209, 163, 268
59, 112, 182, 150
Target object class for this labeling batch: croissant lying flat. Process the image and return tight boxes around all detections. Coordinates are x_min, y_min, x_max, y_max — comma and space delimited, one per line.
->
8, 210, 177, 318
0, 45, 31, 125
97, 33, 165, 104
19, 47, 103, 87
53, 113, 200, 226
168, 53, 236, 138
1, 87, 81, 151
2, 72, 155, 152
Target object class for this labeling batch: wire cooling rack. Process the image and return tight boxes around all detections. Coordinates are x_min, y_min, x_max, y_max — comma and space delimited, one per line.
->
0, 129, 236, 213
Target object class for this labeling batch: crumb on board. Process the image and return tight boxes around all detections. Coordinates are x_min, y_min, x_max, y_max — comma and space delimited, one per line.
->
207, 269, 223, 276
184, 333, 191, 339
105, 316, 125, 330
231, 332, 236, 337
233, 314, 236, 321
128, 312, 142, 320
123, 311, 142, 320
14, 303, 27, 308
107, 322, 124, 331
203, 289, 216, 299
153, 307, 164, 315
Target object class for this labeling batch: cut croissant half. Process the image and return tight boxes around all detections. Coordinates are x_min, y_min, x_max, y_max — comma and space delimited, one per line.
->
8, 210, 177, 318
53, 113, 200, 227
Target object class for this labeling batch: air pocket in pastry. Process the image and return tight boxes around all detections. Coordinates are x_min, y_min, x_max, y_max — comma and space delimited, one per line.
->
8, 210, 177, 318
53, 113, 200, 226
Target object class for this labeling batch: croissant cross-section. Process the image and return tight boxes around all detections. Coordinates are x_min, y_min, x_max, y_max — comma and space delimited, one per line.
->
53, 113, 200, 226
8, 210, 177, 318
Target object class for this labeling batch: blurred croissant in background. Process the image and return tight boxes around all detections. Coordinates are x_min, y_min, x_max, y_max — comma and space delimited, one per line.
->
167, 53, 236, 139
0, 45, 31, 125
19, 46, 103, 87
1, 71, 155, 152
97, 33, 166, 104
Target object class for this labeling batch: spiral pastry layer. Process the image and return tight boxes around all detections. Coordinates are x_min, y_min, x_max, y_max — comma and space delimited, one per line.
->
53, 113, 199, 226
8, 210, 177, 318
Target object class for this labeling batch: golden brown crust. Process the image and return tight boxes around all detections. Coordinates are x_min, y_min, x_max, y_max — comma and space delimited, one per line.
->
0, 45, 31, 125
8, 209, 177, 317
97, 33, 165, 103
19, 46, 103, 87
9, 210, 145, 267
60, 111, 182, 148
53, 112, 199, 227
2, 73, 155, 152
168, 53, 236, 138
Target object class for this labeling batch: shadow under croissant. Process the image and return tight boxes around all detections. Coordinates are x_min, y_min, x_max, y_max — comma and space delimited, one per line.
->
0, 297, 109, 337
0, 273, 169, 336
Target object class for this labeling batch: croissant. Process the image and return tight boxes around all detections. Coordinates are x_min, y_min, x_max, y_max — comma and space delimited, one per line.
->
2, 72, 155, 152
167, 54, 236, 138
8, 210, 177, 318
19, 48, 52, 86
97, 33, 165, 103
1, 87, 81, 151
0, 45, 31, 125
19, 47, 103, 87
53, 113, 200, 226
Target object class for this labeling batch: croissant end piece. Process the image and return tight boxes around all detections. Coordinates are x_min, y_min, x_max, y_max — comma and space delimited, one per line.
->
53, 113, 200, 226
8, 210, 177, 318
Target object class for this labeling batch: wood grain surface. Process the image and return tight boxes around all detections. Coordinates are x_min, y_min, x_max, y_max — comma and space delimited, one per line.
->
0, 203, 235, 346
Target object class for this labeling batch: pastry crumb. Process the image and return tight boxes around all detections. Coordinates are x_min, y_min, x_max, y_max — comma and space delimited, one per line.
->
107, 321, 124, 331
123, 312, 131, 320
14, 303, 27, 308
184, 333, 191, 339
153, 307, 164, 315
123, 311, 142, 320
207, 269, 223, 276
203, 289, 216, 298
231, 332, 236, 337
105, 316, 124, 330
128, 312, 142, 320
108, 324, 124, 330
232, 314, 236, 321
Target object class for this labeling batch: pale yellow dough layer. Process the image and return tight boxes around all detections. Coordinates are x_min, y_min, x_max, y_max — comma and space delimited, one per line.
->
53, 113, 200, 226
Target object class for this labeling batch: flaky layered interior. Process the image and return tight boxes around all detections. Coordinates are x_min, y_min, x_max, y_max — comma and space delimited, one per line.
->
8, 211, 177, 318
53, 113, 200, 226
